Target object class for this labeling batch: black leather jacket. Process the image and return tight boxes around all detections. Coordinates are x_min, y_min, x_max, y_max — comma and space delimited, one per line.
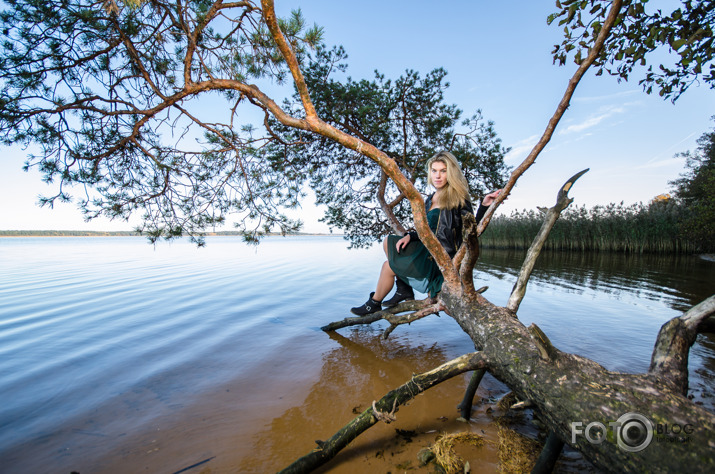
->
408, 194, 488, 258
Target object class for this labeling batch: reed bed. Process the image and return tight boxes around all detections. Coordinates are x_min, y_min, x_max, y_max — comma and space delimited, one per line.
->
481, 201, 701, 254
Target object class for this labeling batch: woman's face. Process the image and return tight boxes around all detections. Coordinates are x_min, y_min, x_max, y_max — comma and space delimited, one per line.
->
430, 161, 448, 189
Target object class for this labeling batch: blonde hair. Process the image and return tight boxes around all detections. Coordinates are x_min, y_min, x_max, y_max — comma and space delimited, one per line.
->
427, 151, 470, 210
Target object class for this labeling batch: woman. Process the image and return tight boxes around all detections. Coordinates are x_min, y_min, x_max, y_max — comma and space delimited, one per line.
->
351, 151, 501, 316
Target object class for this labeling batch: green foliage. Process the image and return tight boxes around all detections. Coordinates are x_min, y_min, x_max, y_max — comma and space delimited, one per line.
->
0, 1, 507, 246
481, 200, 699, 253
669, 120, 715, 250
265, 46, 511, 247
0, 0, 319, 244
549, 0, 715, 101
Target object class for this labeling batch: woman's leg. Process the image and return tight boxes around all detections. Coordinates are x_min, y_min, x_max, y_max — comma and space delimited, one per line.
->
381, 235, 415, 308
373, 261, 395, 302
374, 237, 396, 300
350, 239, 395, 316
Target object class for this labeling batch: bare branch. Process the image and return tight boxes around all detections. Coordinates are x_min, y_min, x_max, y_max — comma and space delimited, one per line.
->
320, 298, 438, 333
506, 169, 589, 313
377, 170, 406, 235
649, 294, 715, 394
477, 0, 624, 234
260, 0, 317, 120
681, 294, 715, 331
381, 301, 443, 339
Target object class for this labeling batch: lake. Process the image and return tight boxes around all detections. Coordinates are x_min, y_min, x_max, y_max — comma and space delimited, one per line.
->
1, 236, 713, 473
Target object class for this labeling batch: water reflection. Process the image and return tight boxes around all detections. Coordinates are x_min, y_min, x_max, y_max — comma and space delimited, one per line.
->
239, 328, 503, 473
477, 249, 714, 312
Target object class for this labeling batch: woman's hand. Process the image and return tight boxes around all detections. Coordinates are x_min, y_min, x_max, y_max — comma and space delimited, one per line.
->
396, 234, 411, 253
482, 189, 504, 207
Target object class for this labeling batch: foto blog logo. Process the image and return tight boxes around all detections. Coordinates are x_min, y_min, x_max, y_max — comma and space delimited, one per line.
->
571, 412, 654, 452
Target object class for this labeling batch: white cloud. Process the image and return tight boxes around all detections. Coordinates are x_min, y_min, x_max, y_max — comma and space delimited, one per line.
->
642, 132, 699, 165
504, 101, 635, 165
571, 89, 639, 104
636, 156, 686, 170
504, 134, 540, 163
560, 105, 627, 135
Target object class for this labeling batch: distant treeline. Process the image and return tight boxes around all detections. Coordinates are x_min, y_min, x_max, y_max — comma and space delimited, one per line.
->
0, 230, 323, 237
4, 200, 710, 254
0, 230, 141, 237
480, 200, 710, 254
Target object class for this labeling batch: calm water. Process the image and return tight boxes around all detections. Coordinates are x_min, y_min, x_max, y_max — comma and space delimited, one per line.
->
0, 236, 713, 473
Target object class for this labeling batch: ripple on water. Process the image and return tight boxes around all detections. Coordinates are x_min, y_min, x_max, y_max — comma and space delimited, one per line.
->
0, 238, 712, 472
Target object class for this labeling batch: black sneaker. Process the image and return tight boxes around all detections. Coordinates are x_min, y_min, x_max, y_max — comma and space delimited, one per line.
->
382, 289, 414, 308
350, 292, 383, 316
382, 278, 415, 308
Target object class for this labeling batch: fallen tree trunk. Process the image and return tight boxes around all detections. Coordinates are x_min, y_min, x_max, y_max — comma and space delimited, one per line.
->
284, 280, 715, 473
263, 1, 715, 471
443, 290, 715, 472
281, 170, 715, 473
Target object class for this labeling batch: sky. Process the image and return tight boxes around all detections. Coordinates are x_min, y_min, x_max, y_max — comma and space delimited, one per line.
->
1, 1, 713, 232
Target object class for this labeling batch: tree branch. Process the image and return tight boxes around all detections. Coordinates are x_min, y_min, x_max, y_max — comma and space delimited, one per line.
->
477, 0, 624, 235
259, 0, 458, 288
649, 294, 715, 394
260, 0, 317, 120
377, 169, 406, 235
506, 169, 589, 313
458, 212, 480, 300
381, 301, 443, 339
321, 298, 439, 336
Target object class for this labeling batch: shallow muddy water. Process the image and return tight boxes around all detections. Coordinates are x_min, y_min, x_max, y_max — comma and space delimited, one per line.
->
0, 236, 713, 473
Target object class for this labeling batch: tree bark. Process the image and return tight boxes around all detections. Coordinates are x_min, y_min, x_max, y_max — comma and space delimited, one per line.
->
443, 289, 715, 472
290, 288, 715, 473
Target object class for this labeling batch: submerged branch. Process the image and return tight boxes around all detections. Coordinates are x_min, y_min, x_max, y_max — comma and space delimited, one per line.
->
278, 351, 488, 474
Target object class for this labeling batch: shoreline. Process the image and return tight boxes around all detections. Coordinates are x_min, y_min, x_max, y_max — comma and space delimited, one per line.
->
0, 231, 339, 237
2, 234, 711, 260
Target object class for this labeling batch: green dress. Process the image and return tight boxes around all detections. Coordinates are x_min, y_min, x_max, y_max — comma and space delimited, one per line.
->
387, 208, 444, 297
